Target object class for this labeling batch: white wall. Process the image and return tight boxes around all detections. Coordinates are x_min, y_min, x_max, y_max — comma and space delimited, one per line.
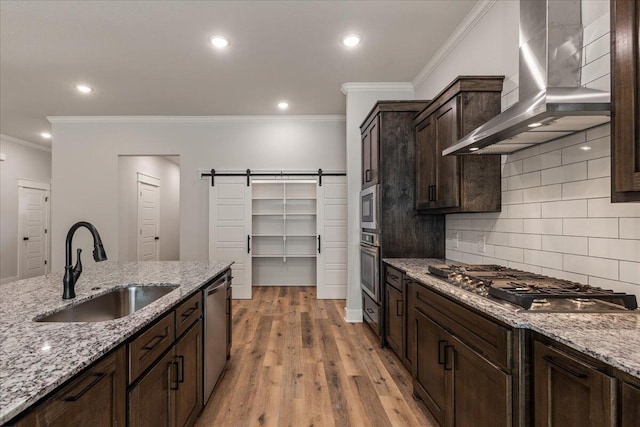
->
118, 155, 180, 262
49, 117, 345, 273
0, 135, 52, 283
341, 83, 415, 322
414, 0, 640, 297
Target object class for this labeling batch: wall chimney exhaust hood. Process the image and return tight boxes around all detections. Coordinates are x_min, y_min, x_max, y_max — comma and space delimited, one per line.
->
444, 0, 611, 156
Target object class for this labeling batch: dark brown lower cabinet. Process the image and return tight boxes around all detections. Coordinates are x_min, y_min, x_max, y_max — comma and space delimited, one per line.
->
533, 340, 615, 427
129, 320, 203, 427
621, 379, 640, 427
15, 348, 126, 427
413, 308, 511, 427
384, 282, 404, 357
403, 278, 416, 370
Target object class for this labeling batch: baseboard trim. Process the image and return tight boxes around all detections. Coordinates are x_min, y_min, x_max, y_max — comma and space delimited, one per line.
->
0, 275, 19, 285
344, 307, 363, 323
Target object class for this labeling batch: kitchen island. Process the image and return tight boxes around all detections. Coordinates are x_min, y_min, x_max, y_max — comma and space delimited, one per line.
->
0, 261, 231, 425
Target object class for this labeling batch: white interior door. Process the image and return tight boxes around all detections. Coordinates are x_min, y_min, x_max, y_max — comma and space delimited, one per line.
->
316, 176, 348, 299
137, 174, 160, 261
209, 176, 252, 299
19, 185, 49, 279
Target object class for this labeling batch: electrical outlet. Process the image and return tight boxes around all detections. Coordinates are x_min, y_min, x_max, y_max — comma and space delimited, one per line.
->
452, 232, 459, 249
478, 234, 486, 253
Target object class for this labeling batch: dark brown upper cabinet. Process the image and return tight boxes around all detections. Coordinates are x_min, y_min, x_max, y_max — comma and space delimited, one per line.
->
612, 0, 640, 202
361, 115, 380, 189
414, 76, 504, 213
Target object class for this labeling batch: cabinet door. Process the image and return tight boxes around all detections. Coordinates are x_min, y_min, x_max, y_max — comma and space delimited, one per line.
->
533, 341, 615, 427
385, 283, 403, 358
174, 320, 203, 427
413, 309, 448, 426
16, 348, 126, 427
415, 115, 437, 210
434, 98, 460, 210
129, 350, 176, 427
612, 0, 640, 202
362, 116, 380, 188
362, 126, 371, 187
403, 278, 415, 370
621, 380, 640, 427
449, 335, 511, 427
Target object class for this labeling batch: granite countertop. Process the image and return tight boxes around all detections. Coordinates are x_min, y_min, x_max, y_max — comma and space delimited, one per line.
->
384, 258, 640, 380
0, 261, 231, 424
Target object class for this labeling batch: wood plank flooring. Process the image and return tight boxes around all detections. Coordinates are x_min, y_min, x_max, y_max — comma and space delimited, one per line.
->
195, 286, 437, 427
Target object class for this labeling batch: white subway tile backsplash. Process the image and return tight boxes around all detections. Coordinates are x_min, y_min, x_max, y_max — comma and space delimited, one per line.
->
586, 123, 610, 141
538, 132, 586, 154
564, 254, 618, 280
581, 53, 610, 86
507, 145, 540, 162
542, 235, 588, 255
620, 218, 640, 239
508, 171, 541, 190
542, 200, 587, 218
508, 233, 542, 250
486, 232, 510, 246
588, 276, 640, 298
587, 157, 610, 179
502, 160, 523, 177
523, 151, 561, 173
494, 246, 524, 263
589, 238, 640, 262
563, 218, 618, 238
508, 203, 541, 219
523, 249, 564, 270
584, 33, 610, 64
541, 162, 587, 185
523, 219, 563, 235
508, 262, 542, 273
446, 249, 464, 263
620, 262, 640, 285
585, 74, 611, 92
447, 219, 472, 230
503, 189, 523, 205
583, 11, 610, 44
561, 135, 610, 165
462, 253, 484, 264
562, 177, 610, 200
588, 198, 640, 218
523, 185, 562, 203
541, 268, 588, 284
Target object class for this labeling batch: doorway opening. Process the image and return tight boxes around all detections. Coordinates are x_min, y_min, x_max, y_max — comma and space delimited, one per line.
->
118, 156, 180, 261
17, 179, 50, 279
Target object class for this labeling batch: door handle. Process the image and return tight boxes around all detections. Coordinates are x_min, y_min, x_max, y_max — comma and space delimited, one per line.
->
247, 235, 251, 253
317, 235, 321, 253
176, 355, 185, 383
154, 236, 159, 240
444, 345, 454, 371
168, 361, 179, 390
23, 237, 29, 241
365, 169, 371, 182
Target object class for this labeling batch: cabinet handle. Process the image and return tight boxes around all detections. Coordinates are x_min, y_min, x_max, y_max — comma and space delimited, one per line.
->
366, 308, 374, 314
396, 300, 403, 317
180, 305, 198, 319
444, 345, 454, 371
317, 235, 321, 253
365, 169, 371, 182
64, 372, 107, 401
141, 333, 167, 351
169, 361, 180, 390
437, 340, 447, 365
428, 185, 437, 202
176, 355, 185, 383
543, 356, 588, 379
247, 235, 251, 254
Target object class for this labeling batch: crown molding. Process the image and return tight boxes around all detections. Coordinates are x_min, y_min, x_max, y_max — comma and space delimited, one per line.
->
47, 115, 345, 124
340, 82, 414, 95
412, 0, 497, 89
0, 134, 51, 152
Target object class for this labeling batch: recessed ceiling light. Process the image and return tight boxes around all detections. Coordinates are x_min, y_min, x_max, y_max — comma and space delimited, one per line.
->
209, 35, 229, 48
342, 34, 361, 47
277, 101, 289, 110
528, 122, 543, 128
75, 84, 93, 94
40, 132, 52, 139
469, 147, 479, 152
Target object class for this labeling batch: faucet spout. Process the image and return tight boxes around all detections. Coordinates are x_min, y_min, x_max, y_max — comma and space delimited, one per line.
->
62, 222, 107, 299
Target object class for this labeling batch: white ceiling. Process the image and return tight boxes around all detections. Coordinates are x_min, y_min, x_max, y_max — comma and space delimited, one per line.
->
0, 0, 477, 146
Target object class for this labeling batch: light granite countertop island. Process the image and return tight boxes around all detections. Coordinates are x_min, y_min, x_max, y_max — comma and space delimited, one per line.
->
385, 258, 640, 380
0, 261, 231, 425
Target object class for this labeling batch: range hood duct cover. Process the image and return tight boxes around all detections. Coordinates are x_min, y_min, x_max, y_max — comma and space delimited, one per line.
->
444, 0, 611, 156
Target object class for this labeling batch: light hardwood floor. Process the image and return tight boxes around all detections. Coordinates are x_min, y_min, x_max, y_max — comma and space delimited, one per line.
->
195, 286, 437, 427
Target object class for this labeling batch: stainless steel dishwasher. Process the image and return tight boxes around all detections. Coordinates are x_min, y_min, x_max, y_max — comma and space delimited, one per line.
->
204, 274, 227, 404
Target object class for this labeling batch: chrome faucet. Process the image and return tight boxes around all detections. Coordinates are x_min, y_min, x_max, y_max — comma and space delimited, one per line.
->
63, 221, 107, 299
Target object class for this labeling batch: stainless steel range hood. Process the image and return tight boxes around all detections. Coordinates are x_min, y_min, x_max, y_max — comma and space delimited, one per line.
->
444, 0, 611, 156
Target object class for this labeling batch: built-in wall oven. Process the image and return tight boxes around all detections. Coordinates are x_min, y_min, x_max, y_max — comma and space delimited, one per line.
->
360, 232, 380, 302
360, 185, 378, 231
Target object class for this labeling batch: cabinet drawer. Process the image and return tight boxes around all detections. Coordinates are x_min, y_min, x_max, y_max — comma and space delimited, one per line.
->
129, 311, 175, 383
414, 282, 512, 369
175, 292, 202, 338
362, 292, 380, 337
385, 265, 402, 291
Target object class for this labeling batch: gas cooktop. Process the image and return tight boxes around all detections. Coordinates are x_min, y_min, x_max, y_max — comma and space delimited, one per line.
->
428, 264, 638, 313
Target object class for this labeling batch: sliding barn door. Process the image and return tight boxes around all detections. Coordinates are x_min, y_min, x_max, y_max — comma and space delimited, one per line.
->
209, 176, 252, 299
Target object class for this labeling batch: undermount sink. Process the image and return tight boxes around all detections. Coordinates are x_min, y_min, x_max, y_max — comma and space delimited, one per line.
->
35, 285, 178, 322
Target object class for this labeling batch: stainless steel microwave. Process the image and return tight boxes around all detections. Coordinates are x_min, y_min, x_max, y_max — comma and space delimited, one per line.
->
360, 185, 378, 230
